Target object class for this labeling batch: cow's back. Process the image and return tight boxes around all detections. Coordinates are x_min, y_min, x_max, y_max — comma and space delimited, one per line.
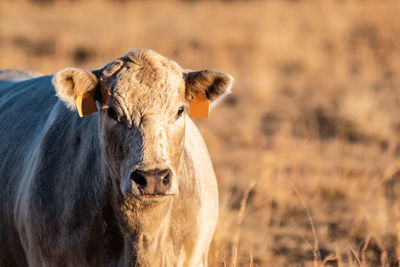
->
0, 71, 60, 266
0, 71, 59, 189
0, 71, 123, 266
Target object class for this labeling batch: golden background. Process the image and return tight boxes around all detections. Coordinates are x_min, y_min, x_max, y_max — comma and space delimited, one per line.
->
1, 1, 400, 266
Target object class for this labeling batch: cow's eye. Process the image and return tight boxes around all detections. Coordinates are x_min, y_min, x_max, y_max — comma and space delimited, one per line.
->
177, 106, 185, 117
107, 106, 118, 121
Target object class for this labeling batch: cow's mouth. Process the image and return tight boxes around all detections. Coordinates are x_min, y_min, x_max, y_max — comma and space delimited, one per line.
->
131, 193, 176, 203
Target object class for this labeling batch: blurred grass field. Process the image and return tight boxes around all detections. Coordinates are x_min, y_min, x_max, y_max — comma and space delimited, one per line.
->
1, 0, 400, 266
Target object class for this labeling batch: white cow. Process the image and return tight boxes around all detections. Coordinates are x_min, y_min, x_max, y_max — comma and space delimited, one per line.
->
0, 49, 233, 266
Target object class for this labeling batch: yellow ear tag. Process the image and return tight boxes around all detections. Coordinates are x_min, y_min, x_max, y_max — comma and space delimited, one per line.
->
76, 92, 98, 117
189, 93, 210, 118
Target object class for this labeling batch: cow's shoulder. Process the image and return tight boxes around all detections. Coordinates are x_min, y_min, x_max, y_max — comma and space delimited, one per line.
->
173, 116, 218, 265
184, 116, 215, 177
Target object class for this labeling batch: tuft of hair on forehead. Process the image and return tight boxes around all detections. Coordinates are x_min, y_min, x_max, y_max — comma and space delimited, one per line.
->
124, 49, 182, 86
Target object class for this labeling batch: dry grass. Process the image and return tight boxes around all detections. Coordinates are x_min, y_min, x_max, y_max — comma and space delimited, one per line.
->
2, 0, 400, 266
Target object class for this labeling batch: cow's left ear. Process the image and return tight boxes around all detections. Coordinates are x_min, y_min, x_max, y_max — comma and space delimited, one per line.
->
52, 68, 100, 115
184, 69, 234, 104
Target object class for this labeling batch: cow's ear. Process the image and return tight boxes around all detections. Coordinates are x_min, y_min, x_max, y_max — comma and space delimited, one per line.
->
184, 69, 234, 103
52, 68, 99, 112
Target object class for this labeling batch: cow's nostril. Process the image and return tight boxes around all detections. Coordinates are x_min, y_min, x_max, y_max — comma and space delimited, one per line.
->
131, 170, 147, 188
162, 173, 170, 186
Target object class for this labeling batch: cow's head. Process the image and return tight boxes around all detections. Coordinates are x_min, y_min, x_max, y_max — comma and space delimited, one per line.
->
52, 49, 233, 204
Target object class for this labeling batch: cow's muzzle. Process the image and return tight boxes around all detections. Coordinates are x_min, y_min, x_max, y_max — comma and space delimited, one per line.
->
130, 168, 172, 196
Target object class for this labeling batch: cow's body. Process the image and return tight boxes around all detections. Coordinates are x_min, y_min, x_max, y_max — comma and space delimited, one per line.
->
0, 71, 218, 266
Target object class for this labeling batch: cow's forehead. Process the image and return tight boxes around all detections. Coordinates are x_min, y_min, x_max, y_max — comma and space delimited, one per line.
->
104, 49, 186, 116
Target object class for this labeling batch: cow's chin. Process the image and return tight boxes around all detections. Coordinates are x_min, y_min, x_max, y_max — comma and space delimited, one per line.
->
120, 193, 175, 235
121, 191, 177, 207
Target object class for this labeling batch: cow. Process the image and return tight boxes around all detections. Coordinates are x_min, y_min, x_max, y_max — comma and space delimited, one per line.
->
0, 49, 234, 267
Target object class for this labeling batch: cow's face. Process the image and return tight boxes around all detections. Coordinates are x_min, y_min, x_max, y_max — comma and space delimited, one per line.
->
97, 50, 189, 201
53, 49, 233, 203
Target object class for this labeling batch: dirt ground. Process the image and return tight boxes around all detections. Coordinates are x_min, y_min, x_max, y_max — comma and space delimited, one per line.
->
1, 1, 400, 266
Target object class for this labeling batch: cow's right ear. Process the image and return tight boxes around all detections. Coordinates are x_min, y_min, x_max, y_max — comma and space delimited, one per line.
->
52, 68, 99, 116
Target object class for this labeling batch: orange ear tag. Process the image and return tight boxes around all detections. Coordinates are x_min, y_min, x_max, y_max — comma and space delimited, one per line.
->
189, 93, 210, 118
76, 92, 98, 117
